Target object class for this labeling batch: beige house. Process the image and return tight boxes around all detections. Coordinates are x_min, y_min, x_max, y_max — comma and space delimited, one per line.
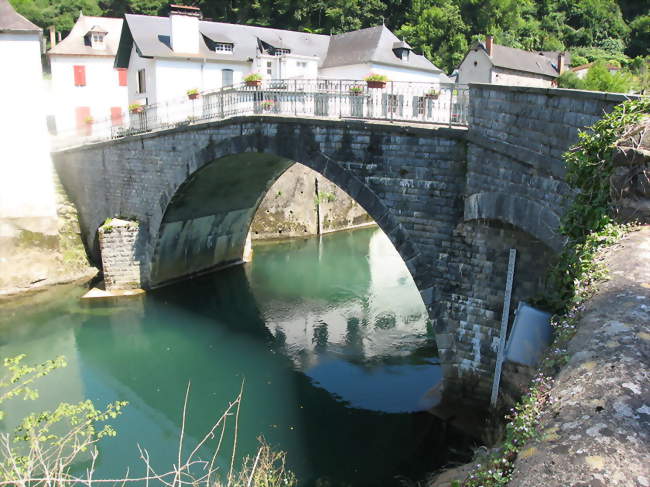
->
456, 35, 568, 88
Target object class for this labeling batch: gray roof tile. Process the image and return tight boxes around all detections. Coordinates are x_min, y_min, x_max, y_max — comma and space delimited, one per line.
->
481, 42, 562, 78
49, 15, 122, 56
0, 0, 41, 33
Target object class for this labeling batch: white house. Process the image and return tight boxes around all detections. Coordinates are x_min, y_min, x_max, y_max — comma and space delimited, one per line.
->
0, 0, 57, 240
48, 14, 127, 137
114, 5, 449, 107
571, 62, 621, 79
457, 35, 568, 88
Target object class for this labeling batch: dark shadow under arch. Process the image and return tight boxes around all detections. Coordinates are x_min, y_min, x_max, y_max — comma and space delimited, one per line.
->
150, 136, 421, 289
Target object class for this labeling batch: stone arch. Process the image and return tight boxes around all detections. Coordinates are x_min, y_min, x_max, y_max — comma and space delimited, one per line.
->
148, 133, 420, 288
464, 192, 566, 253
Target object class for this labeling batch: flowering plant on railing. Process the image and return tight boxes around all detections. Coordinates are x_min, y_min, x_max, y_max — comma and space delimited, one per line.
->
348, 85, 365, 95
186, 88, 199, 100
425, 88, 440, 99
128, 103, 144, 114
364, 73, 389, 88
83, 116, 94, 125
244, 73, 263, 87
261, 100, 275, 111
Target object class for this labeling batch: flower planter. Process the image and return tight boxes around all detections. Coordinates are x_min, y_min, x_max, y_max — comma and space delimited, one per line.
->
129, 106, 144, 114
425, 93, 440, 100
366, 81, 386, 89
188, 92, 199, 100
245, 80, 262, 87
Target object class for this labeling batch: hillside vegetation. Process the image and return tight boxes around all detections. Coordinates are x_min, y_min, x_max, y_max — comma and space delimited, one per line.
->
10, 0, 650, 90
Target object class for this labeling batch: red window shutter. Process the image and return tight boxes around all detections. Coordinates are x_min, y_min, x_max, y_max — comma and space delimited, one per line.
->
75, 106, 91, 135
73, 65, 86, 86
110, 107, 123, 126
117, 68, 127, 87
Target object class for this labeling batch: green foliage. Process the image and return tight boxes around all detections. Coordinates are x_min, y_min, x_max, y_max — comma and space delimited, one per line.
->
543, 97, 650, 312
0, 355, 127, 483
557, 60, 634, 93
627, 15, 650, 58
364, 73, 390, 82
10, 0, 650, 76
462, 375, 553, 486
397, 0, 469, 73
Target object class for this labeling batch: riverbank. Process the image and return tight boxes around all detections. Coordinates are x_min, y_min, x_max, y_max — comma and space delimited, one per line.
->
507, 226, 650, 486
0, 179, 98, 302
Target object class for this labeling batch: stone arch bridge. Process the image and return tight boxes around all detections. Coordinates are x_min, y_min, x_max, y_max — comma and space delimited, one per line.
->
52, 84, 632, 397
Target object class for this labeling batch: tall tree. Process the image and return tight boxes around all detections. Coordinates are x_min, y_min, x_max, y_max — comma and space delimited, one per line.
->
397, 0, 469, 72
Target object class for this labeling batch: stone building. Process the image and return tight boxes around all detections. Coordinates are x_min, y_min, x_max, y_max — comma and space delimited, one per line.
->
456, 35, 568, 88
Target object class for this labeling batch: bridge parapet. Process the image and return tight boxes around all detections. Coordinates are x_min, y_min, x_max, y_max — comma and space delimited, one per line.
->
52, 79, 469, 150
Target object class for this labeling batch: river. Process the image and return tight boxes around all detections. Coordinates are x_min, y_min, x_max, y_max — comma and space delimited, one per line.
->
0, 227, 473, 486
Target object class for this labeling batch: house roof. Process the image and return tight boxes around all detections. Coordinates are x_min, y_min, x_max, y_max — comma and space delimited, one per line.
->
116, 14, 329, 65
320, 25, 442, 73
463, 41, 565, 78
115, 15, 444, 75
0, 0, 41, 33
49, 15, 123, 56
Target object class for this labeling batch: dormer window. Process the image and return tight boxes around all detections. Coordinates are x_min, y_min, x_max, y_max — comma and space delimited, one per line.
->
272, 48, 290, 56
86, 25, 108, 50
214, 42, 234, 53
392, 40, 411, 63
92, 33, 104, 45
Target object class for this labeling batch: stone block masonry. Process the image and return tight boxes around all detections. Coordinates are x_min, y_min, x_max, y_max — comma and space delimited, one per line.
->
53, 84, 637, 398
98, 219, 143, 290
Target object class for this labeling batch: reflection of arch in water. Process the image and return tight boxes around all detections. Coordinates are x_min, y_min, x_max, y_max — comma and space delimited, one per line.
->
149, 132, 419, 292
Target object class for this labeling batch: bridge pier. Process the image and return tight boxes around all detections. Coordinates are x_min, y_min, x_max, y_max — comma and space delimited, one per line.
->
98, 218, 144, 290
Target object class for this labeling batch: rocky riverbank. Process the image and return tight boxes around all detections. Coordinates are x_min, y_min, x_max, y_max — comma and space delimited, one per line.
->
0, 178, 97, 301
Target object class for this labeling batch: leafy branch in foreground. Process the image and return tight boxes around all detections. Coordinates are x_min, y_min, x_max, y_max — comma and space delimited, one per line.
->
0, 355, 296, 487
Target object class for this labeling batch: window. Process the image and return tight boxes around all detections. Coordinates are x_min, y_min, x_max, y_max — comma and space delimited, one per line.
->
92, 33, 104, 44
137, 69, 146, 94
221, 69, 233, 87
214, 43, 234, 52
266, 61, 272, 76
297, 61, 307, 68
273, 48, 290, 56
117, 68, 127, 87
73, 65, 86, 86
110, 107, 123, 126
75, 106, 91, 135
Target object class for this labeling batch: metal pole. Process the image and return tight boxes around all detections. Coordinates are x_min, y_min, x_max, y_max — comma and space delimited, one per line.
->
490, 248, 517, 407
390, 81, 394, 122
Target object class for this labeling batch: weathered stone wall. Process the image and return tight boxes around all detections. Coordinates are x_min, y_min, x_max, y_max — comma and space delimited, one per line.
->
97, 219, 143, 290
250, 163, 372, 240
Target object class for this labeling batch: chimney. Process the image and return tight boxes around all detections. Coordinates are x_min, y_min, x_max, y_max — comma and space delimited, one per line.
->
486, 35, 493, 56
169, 4, 202, 54
49, 26, 56, 48
557, 52, 566, 74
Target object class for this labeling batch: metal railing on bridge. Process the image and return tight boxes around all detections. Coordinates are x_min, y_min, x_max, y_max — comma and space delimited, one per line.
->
52, 80, 469, 149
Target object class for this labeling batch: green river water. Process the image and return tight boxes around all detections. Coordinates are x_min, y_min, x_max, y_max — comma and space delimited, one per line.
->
0, 227, 474, 486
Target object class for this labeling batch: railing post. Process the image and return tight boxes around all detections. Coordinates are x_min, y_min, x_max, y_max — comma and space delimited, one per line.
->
448, 86, 453, 128
339, 80, 343, 119
390, 81, 394, 122
294, 79, 298, 117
